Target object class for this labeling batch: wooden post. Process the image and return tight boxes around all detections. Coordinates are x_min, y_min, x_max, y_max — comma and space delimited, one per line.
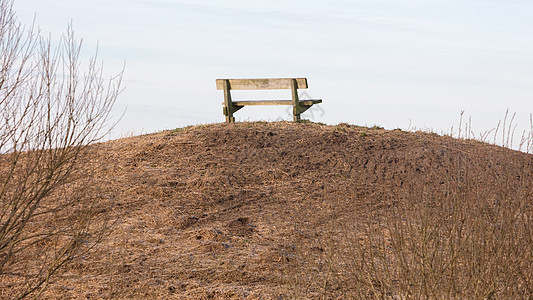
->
223, 79, 235, 123
291, 79, 300, 122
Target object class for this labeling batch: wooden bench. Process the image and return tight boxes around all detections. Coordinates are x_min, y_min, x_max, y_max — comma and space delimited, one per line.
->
216, 78, 322, 123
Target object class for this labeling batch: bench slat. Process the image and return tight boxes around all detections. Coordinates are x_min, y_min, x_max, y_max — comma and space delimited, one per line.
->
216, 78, 308, 90
231, 99, 322, 106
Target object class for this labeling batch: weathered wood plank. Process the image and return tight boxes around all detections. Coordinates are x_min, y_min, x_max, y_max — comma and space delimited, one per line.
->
291, 79, 301, 121
231, 99, 322, 106
216, 78, 308, 90
222, 79, 233, 123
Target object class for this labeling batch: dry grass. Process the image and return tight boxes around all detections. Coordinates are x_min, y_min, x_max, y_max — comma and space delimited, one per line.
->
2, 121, 531, 299
286, 123, 533, 299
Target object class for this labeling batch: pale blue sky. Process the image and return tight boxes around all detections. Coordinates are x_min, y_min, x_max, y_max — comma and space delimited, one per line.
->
13, 0, 533, 144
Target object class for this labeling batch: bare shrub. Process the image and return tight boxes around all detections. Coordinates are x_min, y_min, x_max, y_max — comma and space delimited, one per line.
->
286, 119, 533, 299
351, 146, 532, 299
0, 0, 122, 298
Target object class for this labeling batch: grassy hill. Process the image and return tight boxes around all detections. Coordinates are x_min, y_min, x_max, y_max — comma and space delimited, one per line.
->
8, 122, 533, 299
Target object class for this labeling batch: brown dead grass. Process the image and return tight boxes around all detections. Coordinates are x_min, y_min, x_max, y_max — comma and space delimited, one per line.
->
4, 121, 532, 299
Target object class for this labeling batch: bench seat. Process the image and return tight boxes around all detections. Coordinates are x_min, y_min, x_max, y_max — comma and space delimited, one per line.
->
231, 99, 322, 106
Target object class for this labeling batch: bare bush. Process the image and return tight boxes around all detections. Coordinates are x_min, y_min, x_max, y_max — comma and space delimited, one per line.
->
0, 0, 122, 298
286, 121, 533, 299
347, 146, 533, 299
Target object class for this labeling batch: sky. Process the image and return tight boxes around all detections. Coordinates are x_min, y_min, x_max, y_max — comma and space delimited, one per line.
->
12, 0, 533, 147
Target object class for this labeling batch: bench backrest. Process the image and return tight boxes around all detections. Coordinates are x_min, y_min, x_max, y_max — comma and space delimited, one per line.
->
216, 78, 308, 90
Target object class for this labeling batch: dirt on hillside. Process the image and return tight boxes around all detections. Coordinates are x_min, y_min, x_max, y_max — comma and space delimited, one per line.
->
6, 121, 533, 299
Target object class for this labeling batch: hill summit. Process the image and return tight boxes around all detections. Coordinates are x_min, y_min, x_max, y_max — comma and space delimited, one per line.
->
29, 122, 533, 298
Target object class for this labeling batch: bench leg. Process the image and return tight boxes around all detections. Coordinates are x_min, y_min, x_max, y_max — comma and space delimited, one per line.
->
225, 115, 234, 123
223, 105, 234, 123
291, 79, 301, 122
223, 79, 234, 123
293, 113, 300, 122
223, 105, 242, 123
